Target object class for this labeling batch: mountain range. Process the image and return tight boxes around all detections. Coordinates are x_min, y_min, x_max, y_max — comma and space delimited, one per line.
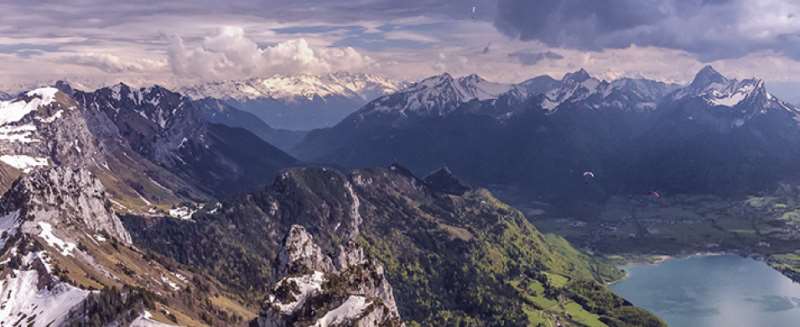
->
0, 75, 666, 326
180, 72, 406, 130
296, 66, 800, 204
5, 64, 786, 326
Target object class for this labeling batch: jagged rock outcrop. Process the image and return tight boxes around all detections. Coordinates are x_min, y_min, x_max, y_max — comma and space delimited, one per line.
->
257, 225, 402, 327
277, 225, 335, 276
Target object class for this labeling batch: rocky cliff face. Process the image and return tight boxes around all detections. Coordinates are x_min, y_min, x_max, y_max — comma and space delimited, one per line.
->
0, 87, 104, 174
256, 225, 402, 327
3, 167, 131, 245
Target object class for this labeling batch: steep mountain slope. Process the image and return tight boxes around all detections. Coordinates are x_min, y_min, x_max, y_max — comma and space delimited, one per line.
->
71, 83, 298, 197
125, 165, 664, 326
0, 85, 205, 212
192, 97, 307, 152
180, 72, 406, 130
0, 167, 256, 326
296, 67, 799, 200
0, 81, 298, 216
0, 162, 20, 193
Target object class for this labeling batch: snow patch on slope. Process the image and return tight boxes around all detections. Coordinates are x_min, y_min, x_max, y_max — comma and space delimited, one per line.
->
37, 222, 77, 256
0, 87, 59, 125
269, 271, 326, 314
0, 269, 88, 327
131, 311, 176, 327
313, 295, 371, 327
0, 124, 37, 143
0, 154, 49, 172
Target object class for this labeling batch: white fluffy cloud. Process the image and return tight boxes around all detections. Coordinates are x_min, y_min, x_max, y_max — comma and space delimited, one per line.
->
167, 26, 373, 80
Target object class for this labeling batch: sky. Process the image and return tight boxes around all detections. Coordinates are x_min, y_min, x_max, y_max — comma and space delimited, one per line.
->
3, 0, 800, 99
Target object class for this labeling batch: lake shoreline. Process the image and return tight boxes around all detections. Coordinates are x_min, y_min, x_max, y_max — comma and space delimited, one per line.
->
606, 251, 770, 285
611, 254, 800, 327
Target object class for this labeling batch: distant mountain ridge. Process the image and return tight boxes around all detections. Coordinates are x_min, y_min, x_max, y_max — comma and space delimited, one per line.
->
296, 66, 800, 200
180, 72, 407, 130
180, 72, 403, 102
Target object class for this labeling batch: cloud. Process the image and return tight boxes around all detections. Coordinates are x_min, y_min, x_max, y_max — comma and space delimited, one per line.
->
494, 0, 800, 61
382, 31, 439, 43
508, 50, 563, 65
60, 53, 164, 73
167, 26, 373, 80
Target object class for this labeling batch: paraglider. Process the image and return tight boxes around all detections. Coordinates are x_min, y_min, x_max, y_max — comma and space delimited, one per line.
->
582, 171, 595, 184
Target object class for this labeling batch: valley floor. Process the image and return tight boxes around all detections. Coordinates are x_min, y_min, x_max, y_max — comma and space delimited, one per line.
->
493, 185, 800, 284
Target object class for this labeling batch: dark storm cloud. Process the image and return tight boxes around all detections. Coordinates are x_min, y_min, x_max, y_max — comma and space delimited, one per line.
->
493, 0, 800, 61
508, 50, 563, 65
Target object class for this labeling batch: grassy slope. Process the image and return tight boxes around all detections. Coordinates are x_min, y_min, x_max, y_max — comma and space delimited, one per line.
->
352, 169, 664, 327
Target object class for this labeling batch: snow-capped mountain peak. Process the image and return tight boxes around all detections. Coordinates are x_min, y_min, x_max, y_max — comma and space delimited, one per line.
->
93, 83, 187, 129
453, 74, 513, 101
673, 66, 777, 109
541, 69, 604, 110
562, 68, 592, 84
689, 65, 728, 90
357, 73, 511, 118
503, 69, 679, 113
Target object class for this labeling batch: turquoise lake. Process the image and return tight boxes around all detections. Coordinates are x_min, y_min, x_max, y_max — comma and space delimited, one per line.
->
611, 255, 800, 327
